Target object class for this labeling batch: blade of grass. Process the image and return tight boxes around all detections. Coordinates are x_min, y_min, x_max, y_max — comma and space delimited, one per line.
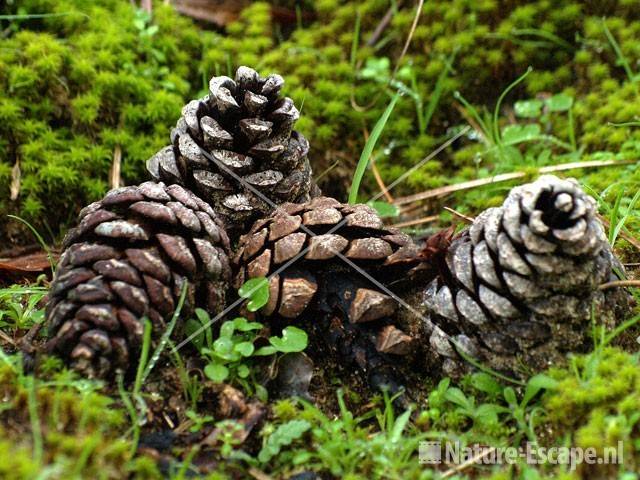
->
602, 18, 637, 92
422, 49, 458, 133
350, 10, 361, 69
611, 189, 640, 247
27, 376, 43, 466
7, 215, 56, 274
141, 283, 188, 383
133, 318, 152, 398
492, 67, 533, 145
349, 91, 400, 204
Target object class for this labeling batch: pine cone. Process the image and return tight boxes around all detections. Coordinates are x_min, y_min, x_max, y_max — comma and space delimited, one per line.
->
417, 175, 633, 377
234, 197, 420, 389
45, 182, 232, 378
147, 66, 317, 239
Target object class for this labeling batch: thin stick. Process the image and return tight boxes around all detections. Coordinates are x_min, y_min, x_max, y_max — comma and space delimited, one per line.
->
0, 329, 15, 346
248, 468, 274, 480
10, 160, 20, 201
393, 159, 634, 206
362, 127, 394, 202
110, 145, 122, 190
314, 159, 340, 183
366, 2, 401, 47
371, 156, 394, 202
453, 102, 488, 145
599, 280, 640, 290
390, 0, 424, 81
443, 206, 474, 223
442, 447, 496, 478
392, 215, 438, 229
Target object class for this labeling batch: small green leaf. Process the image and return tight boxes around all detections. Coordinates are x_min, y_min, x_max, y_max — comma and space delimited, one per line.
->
503, 386, 517, 406
238, 277, 270, 312
213, 337, 234, 356
522, 373, 559, 406
474, 403, 506, 424
514, 99, 543, 118
184, 318, 205, 351
269, 326, 308, 353
501, 124, 541, 145
219, 320, 235, 338
237, 364, 250, 379
258, 419, 311, 463
254, 346, 277, 356
470, 372, 502, 395
367, 201, 400, 218
234, 341, 255, 357
546, 93, 573, 112
204, 363, 229, 383
360, 57, 391, 79
232, 317, 263, 332
444, 387, 471, 409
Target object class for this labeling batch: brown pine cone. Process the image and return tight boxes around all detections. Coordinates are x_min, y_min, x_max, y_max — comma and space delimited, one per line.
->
147, 66, 317, 240
415, 175, 634, 378
234, 197, 421, 389
45, 182, 232, 378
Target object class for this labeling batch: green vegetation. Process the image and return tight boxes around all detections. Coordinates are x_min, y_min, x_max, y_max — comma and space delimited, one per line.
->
1, 0, 639, 478
3, 0, 640, 241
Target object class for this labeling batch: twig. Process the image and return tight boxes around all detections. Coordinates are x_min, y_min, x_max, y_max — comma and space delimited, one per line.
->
110, 145, 122, 190
599, 280, 640, 290
393, 159, 635, 206
10, 159, 20, 201
314, 159, 340, 183
392, 215, 438, 229
366, 2, 403, 47
371, 156, 394, 202
453, 101, 488, 145
390, 0, 424, 81
140, 0, 152, 14
444, 206, 474, 223
248, 468, 274, 480
441, 446, 496, 478
0, 329, 15, 346
362, 127, 394, 202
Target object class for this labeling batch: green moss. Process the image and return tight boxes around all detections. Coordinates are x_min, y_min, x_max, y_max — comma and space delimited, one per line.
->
0, 0, 208, 242
542, 348, 640, 475
0, 357, 161, 479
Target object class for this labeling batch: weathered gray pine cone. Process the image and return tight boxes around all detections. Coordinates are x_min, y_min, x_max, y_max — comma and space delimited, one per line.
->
45, 182, 232, 378
147, 66, 317, 240
416, 175, 633, 378
234, 197, 421, 388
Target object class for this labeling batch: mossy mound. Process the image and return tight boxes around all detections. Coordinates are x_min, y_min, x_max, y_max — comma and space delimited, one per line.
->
202, 0, 640, 207
2, 0, 640, 242
0, 0, 204, 245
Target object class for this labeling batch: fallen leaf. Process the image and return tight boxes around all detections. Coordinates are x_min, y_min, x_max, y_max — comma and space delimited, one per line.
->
0, 251, 58, 273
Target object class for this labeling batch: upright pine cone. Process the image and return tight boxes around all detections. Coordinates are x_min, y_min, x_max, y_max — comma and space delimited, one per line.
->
416, 175, 633, 377
45, 182, 232, 378
147, 66, 316, 239
234, 197, 421, 389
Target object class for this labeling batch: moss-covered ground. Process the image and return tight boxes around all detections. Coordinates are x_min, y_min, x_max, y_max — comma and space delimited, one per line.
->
0, 0, 639, 478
